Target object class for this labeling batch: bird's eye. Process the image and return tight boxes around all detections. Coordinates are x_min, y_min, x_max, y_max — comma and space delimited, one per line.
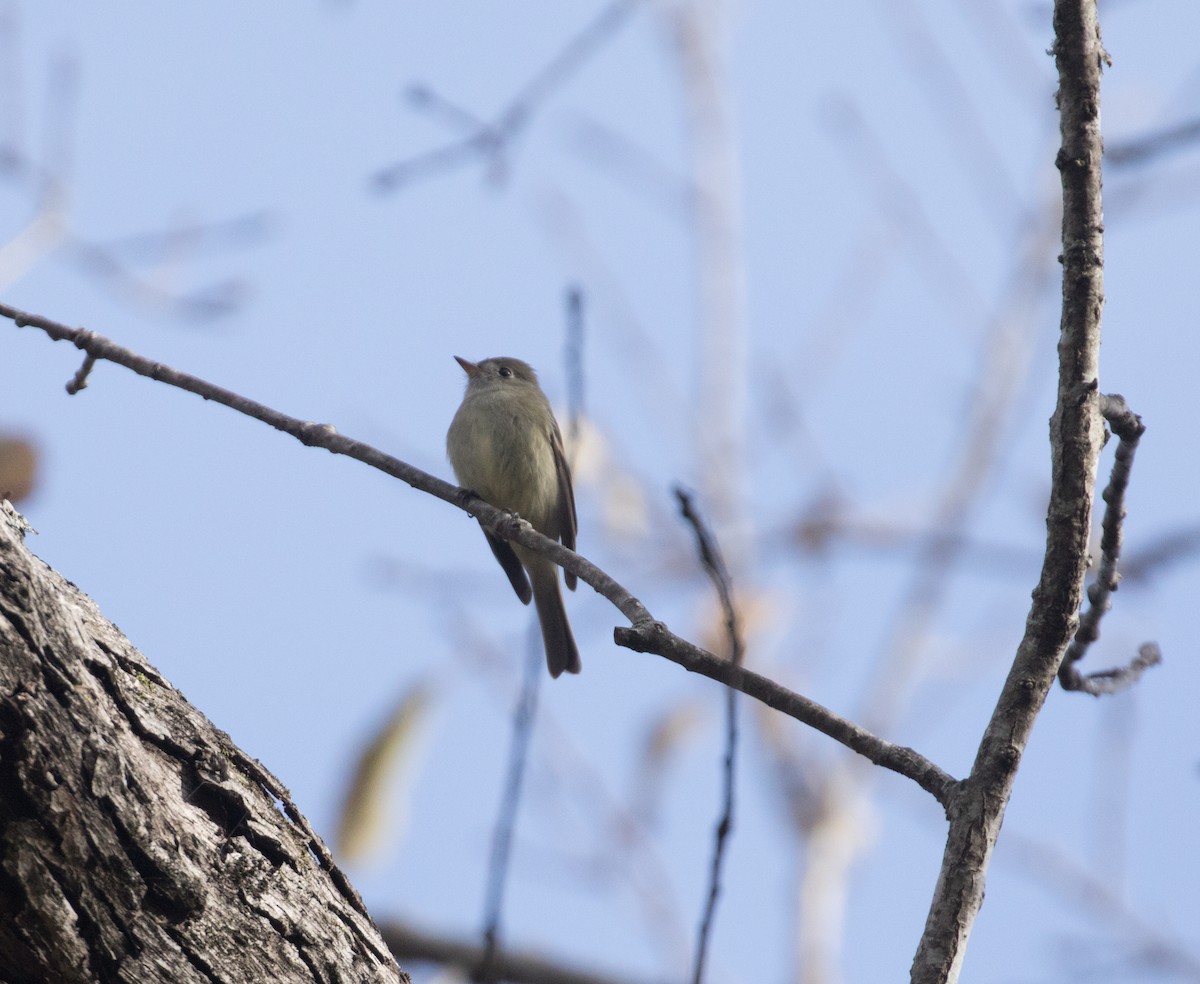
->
498, 366, 512, 378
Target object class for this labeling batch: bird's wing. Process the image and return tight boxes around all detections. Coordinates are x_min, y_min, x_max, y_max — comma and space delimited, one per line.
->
550, 419, 578, 591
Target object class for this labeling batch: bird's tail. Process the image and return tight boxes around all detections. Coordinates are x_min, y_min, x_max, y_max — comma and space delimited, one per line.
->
528, 559, 581, 678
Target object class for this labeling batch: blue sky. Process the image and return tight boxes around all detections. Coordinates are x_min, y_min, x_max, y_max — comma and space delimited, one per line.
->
2, 2, 1198, 981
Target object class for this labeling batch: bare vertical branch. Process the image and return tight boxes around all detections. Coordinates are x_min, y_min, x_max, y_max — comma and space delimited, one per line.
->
565, 284, 586, 463
674, 488, 743, 984
910, 1, 1111, 980
478, 630, 544, 983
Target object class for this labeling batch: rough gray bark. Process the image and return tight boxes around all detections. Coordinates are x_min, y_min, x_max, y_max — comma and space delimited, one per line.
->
0, 501, 409, 984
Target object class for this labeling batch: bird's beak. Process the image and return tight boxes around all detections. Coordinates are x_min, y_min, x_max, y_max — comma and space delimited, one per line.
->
454, 356, 480, 378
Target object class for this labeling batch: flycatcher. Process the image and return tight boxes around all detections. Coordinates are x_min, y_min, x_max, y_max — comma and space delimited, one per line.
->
447, 356, 580, 677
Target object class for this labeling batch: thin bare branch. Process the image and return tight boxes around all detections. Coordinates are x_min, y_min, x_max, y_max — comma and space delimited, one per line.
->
676, 489, 738, 644
373, 0, 640, 191
379, 920, 675, 984
616, 621, 955, 804
478, 633, 543, 982
1108, 116, 1200, 166
369, 563, 693, 962
565, 285, 585, 460
674, 488, 742, 984
2, 302, 956, 806
1060, 393, 1161, 694
1122, 524, 1200, 583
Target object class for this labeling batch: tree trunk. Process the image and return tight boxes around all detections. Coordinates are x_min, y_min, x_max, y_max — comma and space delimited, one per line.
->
0, 501, 408, 984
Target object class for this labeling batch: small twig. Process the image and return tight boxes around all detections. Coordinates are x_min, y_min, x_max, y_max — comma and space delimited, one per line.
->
565, 285, 585, 462
65, 353, 96, 394
1108, 116, 1200, 167
1059, 393, 1162, 695
373, 0, 640, 191
3, 303, 957, 805
1062, 642, 1162, 696
405, 83, 491, 134
478, 629, 543, 983
675, 489, 738, 639
674, 489, 742, 984
381, 919, 672, 984
1122, 524, 1200, 583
